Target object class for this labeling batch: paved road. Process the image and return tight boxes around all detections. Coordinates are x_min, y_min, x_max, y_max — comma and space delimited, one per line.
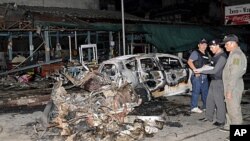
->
145, 93, 250, 141
0, 93, 250, 141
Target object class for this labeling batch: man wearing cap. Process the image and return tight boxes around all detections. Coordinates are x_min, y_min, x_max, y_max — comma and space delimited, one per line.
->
221, 34, 247, 131
187, 39, 210, 113
194, 39, 227, 126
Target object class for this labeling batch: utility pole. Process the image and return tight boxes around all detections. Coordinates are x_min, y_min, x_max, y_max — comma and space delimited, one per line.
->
121, 0, 126, 55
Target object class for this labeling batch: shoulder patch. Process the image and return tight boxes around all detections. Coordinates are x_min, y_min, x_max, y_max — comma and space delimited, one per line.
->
233, 58, 240, 65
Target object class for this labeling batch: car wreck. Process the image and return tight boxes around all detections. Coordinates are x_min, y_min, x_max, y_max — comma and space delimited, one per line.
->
98, 53, 191, 99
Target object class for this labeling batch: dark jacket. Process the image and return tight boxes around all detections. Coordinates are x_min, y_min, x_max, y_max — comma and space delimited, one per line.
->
193, 50, 210, 68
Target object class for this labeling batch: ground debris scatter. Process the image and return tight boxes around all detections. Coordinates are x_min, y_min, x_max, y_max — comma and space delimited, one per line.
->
0, 70, 191, 141
30, 71, 169, 141
3, 69, 250, 141
1, 93, 250, 141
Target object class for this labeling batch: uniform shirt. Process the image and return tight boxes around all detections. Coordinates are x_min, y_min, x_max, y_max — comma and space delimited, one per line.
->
222, 47, 247, 93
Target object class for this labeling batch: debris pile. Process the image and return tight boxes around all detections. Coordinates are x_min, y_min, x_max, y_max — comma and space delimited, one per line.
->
0, 74, 54, 108
0, 74, 52, 90
0, 61, 88, 108
35, 72, 165, 141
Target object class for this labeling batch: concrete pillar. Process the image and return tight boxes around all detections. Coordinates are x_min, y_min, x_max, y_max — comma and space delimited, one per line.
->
44, 27, 50, 62
68, 36, 72, 62
74, 31, 77, 50
109, 31, 114, 59
147, 44, 150, 53
8, 34, 13, 61
56, 31, 60, 43
118, 32, 121, 56
29, 31, 34, 61
87, 31, 91, 61
96, 31, 98, 43
131, 33, 134, 54
55, 32, 62, 58
121, 0, 126, 55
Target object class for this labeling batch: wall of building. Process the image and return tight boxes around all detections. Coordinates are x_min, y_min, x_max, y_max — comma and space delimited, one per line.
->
0, 0, 99, 9
224, 0, 250, 6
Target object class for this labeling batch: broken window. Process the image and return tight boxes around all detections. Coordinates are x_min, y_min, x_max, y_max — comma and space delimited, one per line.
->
100, 64, 117, 80
140, 58, 159, 71
125, 60, 137, 71
158, 57, 181, 70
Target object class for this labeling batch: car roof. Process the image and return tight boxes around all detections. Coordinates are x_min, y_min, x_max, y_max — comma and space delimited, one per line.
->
101, 53, 181, 64
137, 53, 180, 59
101, 54, 139, 64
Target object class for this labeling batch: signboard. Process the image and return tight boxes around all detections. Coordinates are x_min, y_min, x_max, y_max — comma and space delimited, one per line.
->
225, 4, 250, 25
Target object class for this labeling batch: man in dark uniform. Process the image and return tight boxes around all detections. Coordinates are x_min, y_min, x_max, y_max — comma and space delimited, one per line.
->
187, 39, 210, 113
195, 39, 227, 126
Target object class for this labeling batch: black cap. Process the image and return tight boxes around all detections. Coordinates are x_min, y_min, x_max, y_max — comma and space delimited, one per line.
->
221, 34, 239, 44
199, 38, 207, 44
209, 39, 221, 46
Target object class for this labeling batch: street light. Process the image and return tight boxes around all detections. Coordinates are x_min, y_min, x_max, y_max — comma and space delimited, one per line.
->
121, 0, 126, 55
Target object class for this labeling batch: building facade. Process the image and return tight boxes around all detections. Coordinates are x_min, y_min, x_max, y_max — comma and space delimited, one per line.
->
0, 0, 99, 9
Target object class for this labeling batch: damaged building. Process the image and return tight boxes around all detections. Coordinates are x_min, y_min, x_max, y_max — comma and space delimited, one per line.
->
0, 2, 183, 140
0, 0, 152, 107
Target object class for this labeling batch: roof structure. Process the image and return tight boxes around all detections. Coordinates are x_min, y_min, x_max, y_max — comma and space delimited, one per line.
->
0, 3, 249, 53
0, 3, 148, 31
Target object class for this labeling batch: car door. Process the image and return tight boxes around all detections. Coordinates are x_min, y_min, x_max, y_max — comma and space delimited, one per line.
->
137, 57, 165, 93
156, 55, 191, 96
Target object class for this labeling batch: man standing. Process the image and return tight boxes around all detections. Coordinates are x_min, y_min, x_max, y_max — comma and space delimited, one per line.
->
187, 39, 210, 113
195, 39, 227, 126
221, 34, 247, 131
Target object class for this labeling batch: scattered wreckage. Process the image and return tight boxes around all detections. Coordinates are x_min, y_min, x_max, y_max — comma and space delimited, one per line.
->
35, 70, 165, 141
0, 74, 54, 108
0, 60, 87, 108
0, 53, 191, 140
0, 59, 165, 140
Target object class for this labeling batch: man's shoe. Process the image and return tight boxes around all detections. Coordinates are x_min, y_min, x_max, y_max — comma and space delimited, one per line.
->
191, 107, 203, 113
219, 127, 229, 132
199, 118, 208, 122
213, 122, 225, 127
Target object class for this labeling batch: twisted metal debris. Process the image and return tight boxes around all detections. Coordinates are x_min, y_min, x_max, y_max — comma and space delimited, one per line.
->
35, 71, 165, 141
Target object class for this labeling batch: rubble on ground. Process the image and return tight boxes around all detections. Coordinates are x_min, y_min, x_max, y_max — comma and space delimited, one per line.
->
34, 71, 165, 141
0, 61, 167, 141
0, 74, 54, 108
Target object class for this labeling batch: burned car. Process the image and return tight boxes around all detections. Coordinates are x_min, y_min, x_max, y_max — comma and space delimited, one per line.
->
138, 53, 191, 97
98, 53, 191, 98
98, 55, 152, 102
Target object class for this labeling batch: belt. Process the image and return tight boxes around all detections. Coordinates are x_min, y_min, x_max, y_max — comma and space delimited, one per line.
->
211, 78, 222, 80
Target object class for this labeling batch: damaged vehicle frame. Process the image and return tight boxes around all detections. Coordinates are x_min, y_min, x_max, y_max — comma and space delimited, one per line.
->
98, 53, 191, 100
